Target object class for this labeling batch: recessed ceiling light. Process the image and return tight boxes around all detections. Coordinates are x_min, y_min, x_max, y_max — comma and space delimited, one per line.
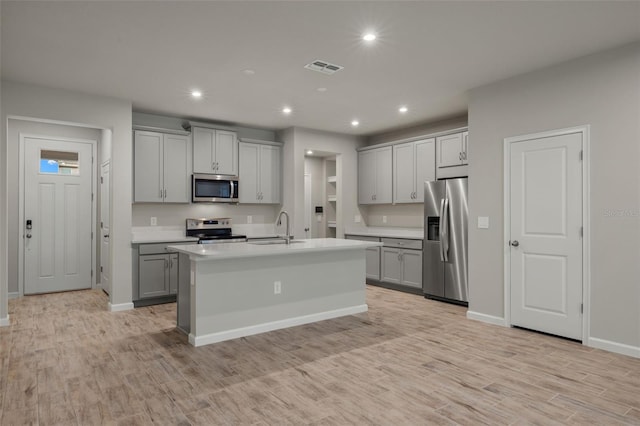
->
191, 90, 202, 99
307, 150, 314, 155
399, 106, 408, 113
351, 120, 360, 127
363, 33, 376, 42
282, 107, 292, 114
243, 69, 255, 75
317, 87, 327, 92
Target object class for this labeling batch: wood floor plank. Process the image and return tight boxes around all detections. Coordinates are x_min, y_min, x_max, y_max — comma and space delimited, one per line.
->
1, 286, 639, 425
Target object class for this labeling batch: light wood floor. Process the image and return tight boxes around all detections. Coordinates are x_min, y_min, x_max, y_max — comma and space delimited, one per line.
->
1, 286, 638, 425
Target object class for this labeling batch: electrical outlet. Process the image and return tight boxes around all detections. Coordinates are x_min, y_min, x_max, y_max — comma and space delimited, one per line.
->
382, 215, 387, 224
150, 217, 157, 226
354, 215, 361, 223
247, 215, 252, 224
274, 281, 281, 294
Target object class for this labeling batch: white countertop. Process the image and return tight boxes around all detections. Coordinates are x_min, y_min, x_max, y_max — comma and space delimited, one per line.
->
344, 226, 424, 240
169, 238, 381, 261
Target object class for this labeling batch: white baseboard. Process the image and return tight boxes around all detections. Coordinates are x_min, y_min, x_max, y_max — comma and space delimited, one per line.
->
588, 337, 640, 359
466, 310, 507, 327
190, 304, 368, 347
108, 302, 134, 312
0, 315, 10, 327
8, 292, 20, 300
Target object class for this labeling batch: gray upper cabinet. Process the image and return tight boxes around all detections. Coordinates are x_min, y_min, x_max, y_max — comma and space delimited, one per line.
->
437, 132, 467, 168
358, 146, 392, 204
239, 141, 281, 204
134, 130, 189, 203
393, 138, 435, 203
192, 127, 238, 176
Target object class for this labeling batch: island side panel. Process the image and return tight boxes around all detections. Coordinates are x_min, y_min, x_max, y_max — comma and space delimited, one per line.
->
176, 253, 191, 334
190, 249, 367, 346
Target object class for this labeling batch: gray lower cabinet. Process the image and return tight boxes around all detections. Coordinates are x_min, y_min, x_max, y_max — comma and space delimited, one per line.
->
380, 238, 423, 289
133, 242, 189, 306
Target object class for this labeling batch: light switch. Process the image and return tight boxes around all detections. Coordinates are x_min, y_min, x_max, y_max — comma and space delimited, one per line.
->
382, 216, 387, 224
247, 215, 252, 224
150, 217, 157, 226
354, 215, 361, 223
478, 216, 489, 229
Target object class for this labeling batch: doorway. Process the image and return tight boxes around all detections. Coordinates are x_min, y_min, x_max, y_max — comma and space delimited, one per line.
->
20, 135, 97, 294
304, 151, 339, 239
504, 126, 589, 341
100, 160, 111, 295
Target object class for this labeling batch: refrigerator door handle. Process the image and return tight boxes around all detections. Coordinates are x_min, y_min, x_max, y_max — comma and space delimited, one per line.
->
439, 198, 445, 261
442, 198, 450, 262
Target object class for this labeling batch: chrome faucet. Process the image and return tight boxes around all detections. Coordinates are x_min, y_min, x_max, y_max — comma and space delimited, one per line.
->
276, 210, 291, 244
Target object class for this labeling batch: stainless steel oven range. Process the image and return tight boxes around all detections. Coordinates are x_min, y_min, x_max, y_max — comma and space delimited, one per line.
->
186, 218, 247, 244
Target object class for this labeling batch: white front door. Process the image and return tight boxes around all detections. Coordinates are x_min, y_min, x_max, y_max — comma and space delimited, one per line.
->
100, 161, 111, 295
24, 137, 93, 294
509, 131, 583, 340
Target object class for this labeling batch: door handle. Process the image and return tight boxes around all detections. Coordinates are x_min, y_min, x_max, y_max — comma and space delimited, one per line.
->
26, 234, 32, 239
104, 234, 109, 239
442, 198, 450, 262
510, 240, 520, 247
438, 198, 445, 261
459, 152, 462, 160
165, 259, 169, 269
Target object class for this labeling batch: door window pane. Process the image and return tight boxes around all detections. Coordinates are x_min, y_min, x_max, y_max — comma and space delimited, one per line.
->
40, 150, 79, 175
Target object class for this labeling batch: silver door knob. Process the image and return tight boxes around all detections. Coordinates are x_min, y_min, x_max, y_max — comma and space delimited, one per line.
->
510, 240, 519, 247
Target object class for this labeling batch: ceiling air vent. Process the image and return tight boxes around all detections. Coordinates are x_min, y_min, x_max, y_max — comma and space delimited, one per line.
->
304, 60, 344, 75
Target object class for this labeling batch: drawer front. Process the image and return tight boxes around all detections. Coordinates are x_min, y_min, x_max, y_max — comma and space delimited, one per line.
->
381, 238, 422, 250
345, 235, 380, 243
139, 242, 191, 255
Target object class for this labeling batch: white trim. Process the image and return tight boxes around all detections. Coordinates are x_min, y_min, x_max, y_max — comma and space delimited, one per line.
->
108, 302, 134, 312
466, 310, 507, 327
0, 315, 9, 327
18, 133, 98, 296
503, 125, 591, 344
189, 304, 368, 347
8, 292, 20, 300
588, 337, 640, 359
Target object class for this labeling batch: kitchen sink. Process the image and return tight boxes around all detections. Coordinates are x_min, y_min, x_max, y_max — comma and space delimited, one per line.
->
248, 240, 304, 245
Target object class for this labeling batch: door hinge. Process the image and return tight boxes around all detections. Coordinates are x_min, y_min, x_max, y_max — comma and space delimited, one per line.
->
100, 221, 103, 229
92, 156, 94, 164
91, 231, 94, 240
100, 176, 103, 184
91, 270, 94, 277
580, 303, 584, 314
579, 150, 583, 161
579, 226, 583, 238
100, 266, 103, 273
92, 193, 94, 201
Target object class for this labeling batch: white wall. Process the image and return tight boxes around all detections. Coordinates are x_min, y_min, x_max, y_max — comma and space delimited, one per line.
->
278, 127, 365, 239
1, 80, 133, 316
132, 204, 278, 227
468, 42, 640, 351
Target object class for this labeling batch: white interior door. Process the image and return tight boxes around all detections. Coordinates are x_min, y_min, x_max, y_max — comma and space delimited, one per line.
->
100, 161, 111, 295
24, 138, 93, 294
509, 131, 583, 340
304, 174, 312, 238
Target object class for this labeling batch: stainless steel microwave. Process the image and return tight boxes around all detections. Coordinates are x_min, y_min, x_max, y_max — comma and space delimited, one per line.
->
192, 174, 239, 203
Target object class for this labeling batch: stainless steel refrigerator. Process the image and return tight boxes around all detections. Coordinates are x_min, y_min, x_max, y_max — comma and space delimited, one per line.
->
423, 178, 468, 305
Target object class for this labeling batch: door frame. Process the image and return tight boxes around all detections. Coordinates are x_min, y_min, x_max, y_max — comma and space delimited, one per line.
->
503, 125, 591, 343
18, 133, 98, 296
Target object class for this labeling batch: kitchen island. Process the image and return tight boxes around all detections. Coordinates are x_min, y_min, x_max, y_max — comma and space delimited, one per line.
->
169, 238, 382, 347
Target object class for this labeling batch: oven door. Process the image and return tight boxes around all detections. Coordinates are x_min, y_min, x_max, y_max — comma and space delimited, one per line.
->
192, 174, 239, 203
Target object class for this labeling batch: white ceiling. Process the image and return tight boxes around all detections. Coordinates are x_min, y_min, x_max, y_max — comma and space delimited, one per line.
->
2, 1, 639, 136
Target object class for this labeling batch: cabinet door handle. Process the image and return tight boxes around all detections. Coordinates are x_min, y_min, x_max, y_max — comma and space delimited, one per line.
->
160, 189, 163, 198
165, 259, 169, 269
164, 189, 167, 198
212, 162, 215, 171
170, 258, 173, 268
459, 152, 462, 160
